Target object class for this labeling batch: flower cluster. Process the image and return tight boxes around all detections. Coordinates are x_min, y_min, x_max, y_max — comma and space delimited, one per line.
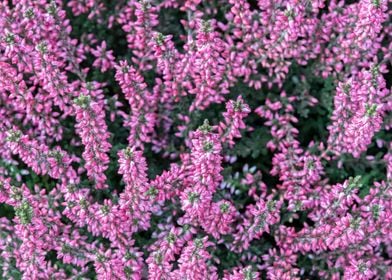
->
0, 0, 391, 279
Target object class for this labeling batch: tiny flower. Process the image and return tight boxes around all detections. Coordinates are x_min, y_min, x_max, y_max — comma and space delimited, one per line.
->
4, 32, 15, 45
24, 8, 35, 19
15, 201, 33, 225
6, 130, 21, 142
73, 94, 91, 108
36, 41, 48, 54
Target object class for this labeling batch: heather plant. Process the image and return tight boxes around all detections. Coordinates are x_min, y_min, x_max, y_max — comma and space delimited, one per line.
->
0, 0, 391, 279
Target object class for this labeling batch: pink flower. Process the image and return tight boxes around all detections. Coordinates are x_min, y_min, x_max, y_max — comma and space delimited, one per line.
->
219, 96, 251, 147
91, 41, 115, 72
328, 66, 389, 158
73, 82, 111, 189
114, 61, 157, 148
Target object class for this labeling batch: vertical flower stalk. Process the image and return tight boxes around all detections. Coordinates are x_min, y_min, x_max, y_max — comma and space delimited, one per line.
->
73, 82, 111, 189
219, 96, 251, 147
115, 61, 157, 148
328, 66, 389, 158
118, 147, 153, 233
188, 20, 228, 111
180, 121, 223, 226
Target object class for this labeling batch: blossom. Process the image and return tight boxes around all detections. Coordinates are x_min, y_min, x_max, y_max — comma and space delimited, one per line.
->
73, 82, 111, 189
91, 41, 115, 72
114, 60, 157, 148
219, 96, 251, 147
328, 66, 389, 158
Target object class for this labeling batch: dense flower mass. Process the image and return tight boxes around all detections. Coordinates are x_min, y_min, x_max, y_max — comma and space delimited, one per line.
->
0, 0, 391, 279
